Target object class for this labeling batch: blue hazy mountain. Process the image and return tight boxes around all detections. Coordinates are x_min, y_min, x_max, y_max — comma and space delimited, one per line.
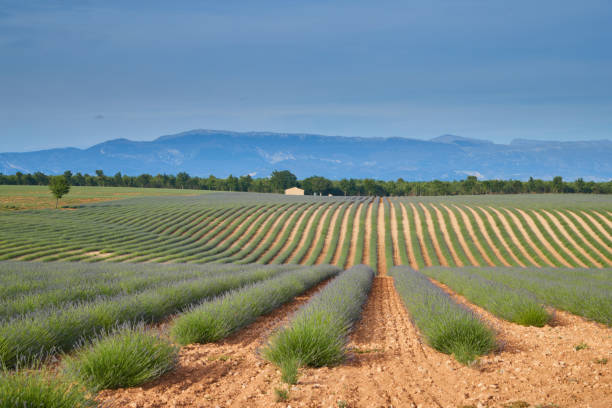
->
1, 130, 611, 181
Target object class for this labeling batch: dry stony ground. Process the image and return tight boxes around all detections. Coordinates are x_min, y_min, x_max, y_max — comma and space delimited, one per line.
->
99, 275, 612, 408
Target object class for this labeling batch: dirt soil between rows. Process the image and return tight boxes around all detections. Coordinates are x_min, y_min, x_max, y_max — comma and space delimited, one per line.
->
98, 276, 611, 408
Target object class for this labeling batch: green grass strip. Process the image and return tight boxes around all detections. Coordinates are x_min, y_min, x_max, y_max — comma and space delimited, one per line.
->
389, 266, 496, 364
422, 267, 551, 327
171, 265, 341, 344
263, 265, 374, 374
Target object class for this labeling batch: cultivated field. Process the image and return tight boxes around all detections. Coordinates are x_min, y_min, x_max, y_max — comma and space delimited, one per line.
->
0, 190, 610, 271
0, 188, 611, 407
0, 185, 208, 212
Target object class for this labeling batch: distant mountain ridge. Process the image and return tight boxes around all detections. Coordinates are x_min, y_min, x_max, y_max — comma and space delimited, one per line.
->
1, 130, 611, 181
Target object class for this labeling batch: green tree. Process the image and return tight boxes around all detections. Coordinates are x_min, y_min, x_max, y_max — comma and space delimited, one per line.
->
113, 172, 123, 186
302, 176, 333, 195
95, 170, 107, 186
49, 175, 70, 208
552, 176, 564, 193
176, 172, 190, 189
269, 170, 297, 193
63, 170, 73, 185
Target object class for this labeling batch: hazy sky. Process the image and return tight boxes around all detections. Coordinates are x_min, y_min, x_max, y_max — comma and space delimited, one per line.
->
1, 0, 611, 152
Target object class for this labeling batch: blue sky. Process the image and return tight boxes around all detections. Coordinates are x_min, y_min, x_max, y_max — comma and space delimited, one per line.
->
1, 0, 611, 152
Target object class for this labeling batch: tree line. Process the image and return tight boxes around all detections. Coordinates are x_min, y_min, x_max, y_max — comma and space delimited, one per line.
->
1, 170, 611, 196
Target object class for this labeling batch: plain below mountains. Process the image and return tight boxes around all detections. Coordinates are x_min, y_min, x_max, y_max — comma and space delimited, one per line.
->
1, 130, 611, 181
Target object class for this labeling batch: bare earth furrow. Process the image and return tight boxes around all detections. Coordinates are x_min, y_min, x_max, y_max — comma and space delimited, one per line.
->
419, 203, 448, 266
227, 206, 278, 252
592, 210, 612, 230
286, 204, 326, 263
242, 206, 293, 260
398, 202, 419, 269
345, 201, 364, 269
582, 211, 612, 241
331, 201, 352, 266
564, 210, 612, 264
410, 202, 432, 267
531, 210, 587, 268
162, 206, 267, 263
300, 203, 335, 265
453, 205, 495, 266
441, 204, 479, 266
98, 279, 331, 408
515, 208, 572, 268
542, 210, 602, 267
388, 200, 401, 267
377, 198, 387, 275
479, 207, 525, 267
489, 206, 540, 267
501, 208, 555, 267
363, 200, 374, 266
266, 204, 314, 264
316, 203, 343, 264
432, 204, 463, 266
466, 206, 511, 266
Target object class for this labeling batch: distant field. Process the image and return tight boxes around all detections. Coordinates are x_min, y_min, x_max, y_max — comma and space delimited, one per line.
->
0, 185, 208, 211
0, 190, 610, 271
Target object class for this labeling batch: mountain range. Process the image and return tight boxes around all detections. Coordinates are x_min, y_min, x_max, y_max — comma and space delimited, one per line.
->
1, 130, 611, 181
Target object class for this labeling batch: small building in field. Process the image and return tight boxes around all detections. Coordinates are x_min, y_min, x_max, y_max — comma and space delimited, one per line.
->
285, 187, 304, 196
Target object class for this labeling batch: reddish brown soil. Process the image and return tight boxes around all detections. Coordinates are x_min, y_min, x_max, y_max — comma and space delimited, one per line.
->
479, 207, 526, 267
286, 204, 326, 264
301, 204, 334, 265
410, 202, 432, 267
248, 206, 293, 259
398, 202, 419, 269
376, 198, 386, 275
344, 202, 363, 269
432, 204, 463, 266
531, 210, 587, 268
503, 208, 556, 267
454, 205, 495, 267
315, 204, 343, 264
331, 202, 352, 266
362, 200, 373, 266
592, 210, 612, 230
214, 208, 266, 248
267, 204, 313, 264
388, 200, 401, 267
269, 204, 314, 264
227, 207, 277, 251
581, 211, 612, 242
466, 206, 511, 267
542, 210, 602, 267
419, 203, 448, 267
488, 206, 540, 267
442, 204, 479, 266
561, 210, 612, 265
516, 209, 573, 268
99, 276, 612, 408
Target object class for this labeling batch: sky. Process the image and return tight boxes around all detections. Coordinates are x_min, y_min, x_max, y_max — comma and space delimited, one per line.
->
1, 0, 612, 152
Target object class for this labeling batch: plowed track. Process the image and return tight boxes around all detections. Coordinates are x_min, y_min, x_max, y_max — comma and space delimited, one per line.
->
100, 275, 612, 408
398, 202, 419, 269
388, 200, 401, 267
454, 204, 495, 266
345, 201, 363, 269
377, 198, 387, 275
420, 203, 448, 266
